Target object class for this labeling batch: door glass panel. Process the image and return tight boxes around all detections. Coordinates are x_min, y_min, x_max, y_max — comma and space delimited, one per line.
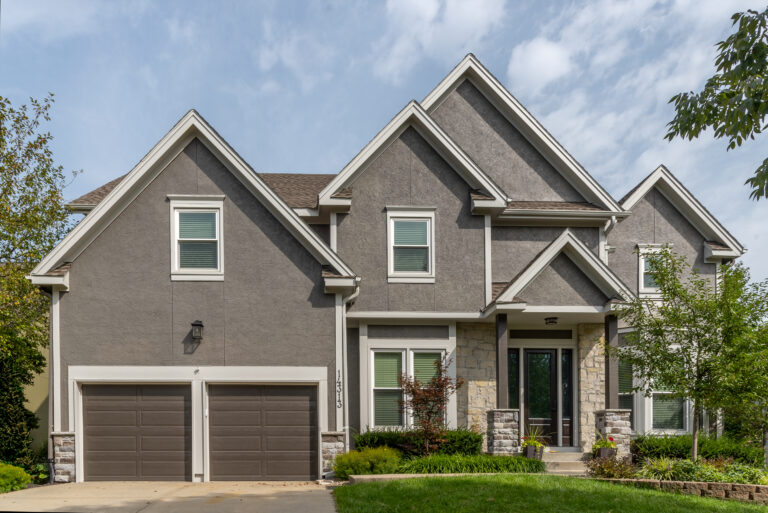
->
508, 350, 519, 409
561, 349, 572, 420
527, 352, 552, 419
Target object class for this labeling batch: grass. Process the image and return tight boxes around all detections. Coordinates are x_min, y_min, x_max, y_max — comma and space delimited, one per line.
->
333, 474, 765, 513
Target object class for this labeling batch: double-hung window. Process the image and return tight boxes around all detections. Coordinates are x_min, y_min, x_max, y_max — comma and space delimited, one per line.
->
638, 244, 666, 295
652, 393, 685, 431
387, 208, 435, 283
618, 359, 635, 430
169, 196, 224, 280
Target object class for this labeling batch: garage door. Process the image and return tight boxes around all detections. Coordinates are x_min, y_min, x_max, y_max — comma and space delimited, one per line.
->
208, 385, 318, 480
83, 384, 191, 481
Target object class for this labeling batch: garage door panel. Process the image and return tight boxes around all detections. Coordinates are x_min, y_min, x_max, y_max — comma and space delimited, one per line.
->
266, 435, 312, 451
84, 385, 191, 481
209, 411, 262, 426
210, 436, 262, 452
266, 411, 314, 426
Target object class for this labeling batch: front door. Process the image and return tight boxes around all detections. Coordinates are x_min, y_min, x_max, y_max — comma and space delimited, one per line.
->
524, 349, 557, 445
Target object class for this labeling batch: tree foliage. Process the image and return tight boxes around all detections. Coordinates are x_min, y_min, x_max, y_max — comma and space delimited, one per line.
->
666, 7, 768, 199
0, 94, 72, 463
614, 248, 768, 461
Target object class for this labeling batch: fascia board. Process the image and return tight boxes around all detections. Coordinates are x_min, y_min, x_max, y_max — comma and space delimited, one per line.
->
27, 273, 69, 290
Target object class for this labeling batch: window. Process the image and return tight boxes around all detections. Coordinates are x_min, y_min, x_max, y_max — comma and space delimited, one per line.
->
386, 208, 435, 283
652, 393, 685, 430
638, 244, 667, 295
618, 359, 635, 429
169, 197, 224, 280
370, 349, 443, 428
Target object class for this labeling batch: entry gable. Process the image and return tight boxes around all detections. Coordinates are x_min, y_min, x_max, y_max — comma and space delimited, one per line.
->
422, 54, 621, 212
620, 165, 744, 256
317, 101, 508, 212
496, 229, 633, 305
29, 110, 357, 291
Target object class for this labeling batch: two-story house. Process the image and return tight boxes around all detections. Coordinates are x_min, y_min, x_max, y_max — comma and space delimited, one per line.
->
28, 55, 744, 483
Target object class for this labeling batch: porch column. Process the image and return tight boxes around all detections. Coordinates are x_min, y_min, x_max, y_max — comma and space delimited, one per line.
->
604, 314, 619, 409
495, 313, 508, 408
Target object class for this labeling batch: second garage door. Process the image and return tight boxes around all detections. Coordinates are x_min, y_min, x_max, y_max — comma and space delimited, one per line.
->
208, 385, 318, 480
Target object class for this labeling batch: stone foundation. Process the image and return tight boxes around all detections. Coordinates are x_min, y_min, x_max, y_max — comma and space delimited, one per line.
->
578, 323, 605, 452
595, 409, 631, 458
456, 323, 496, 449
486, 409, 519, 455
321, 431, 345, 475
52, 432, 76, 483
598, 478, 768, 504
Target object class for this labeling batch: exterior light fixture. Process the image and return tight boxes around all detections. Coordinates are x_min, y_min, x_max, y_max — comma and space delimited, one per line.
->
191, 320, 204, 341
544, 317, 558, 325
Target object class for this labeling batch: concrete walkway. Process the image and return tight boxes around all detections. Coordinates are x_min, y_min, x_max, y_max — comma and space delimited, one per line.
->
0, 481, 338, 513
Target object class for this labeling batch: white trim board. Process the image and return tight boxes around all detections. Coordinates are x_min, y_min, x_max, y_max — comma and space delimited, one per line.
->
67, 365, 329, 483
30, 110, 357, 282
421, 54, 621, 212
620, 165, 744, 255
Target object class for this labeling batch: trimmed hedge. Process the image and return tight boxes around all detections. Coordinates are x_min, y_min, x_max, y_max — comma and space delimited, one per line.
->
354, 429, 482, 458
398, 454, 546, 474
333, 447, 402, 480
631, 434, 763, 467
0, 463, 31, 493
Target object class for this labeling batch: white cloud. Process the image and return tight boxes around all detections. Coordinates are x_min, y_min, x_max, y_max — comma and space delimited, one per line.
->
166, 17, 196, 45
507, 38, 573, 96
372, 0, 507, 84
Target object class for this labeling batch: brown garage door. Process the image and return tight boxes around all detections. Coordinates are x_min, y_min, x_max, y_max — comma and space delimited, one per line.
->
83, 384, 191, 481
208, 385, 318, 480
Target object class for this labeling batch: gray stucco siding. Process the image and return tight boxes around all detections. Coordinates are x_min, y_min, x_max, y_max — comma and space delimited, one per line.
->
430, 80, 586, 202
338, 126, 485, 312
519, 253, 609, 306
607, 187, 716, 297
59, 139, 337, 431
492, 226, 599, 283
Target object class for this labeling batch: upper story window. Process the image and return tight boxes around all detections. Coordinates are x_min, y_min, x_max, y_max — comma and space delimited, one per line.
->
638, 244, 667, 295
386, 207, 435, 283
169, 196, 224, 281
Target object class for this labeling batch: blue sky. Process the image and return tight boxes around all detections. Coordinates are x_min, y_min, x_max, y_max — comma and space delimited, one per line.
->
2, 0, 767, 280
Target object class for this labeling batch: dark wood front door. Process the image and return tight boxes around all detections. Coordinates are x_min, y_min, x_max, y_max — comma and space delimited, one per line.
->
524, 349, 557, 445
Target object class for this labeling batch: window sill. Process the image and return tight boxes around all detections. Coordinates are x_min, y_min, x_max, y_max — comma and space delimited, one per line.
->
388, 276, 435, 284
171, 273, 224, 282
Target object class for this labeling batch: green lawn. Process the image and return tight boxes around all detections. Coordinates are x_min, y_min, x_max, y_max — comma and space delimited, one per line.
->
333, 474, 764, 513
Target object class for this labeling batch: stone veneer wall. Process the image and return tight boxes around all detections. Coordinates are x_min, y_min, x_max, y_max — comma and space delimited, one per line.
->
456, 323, 496, 449
321, 431, 345, 476
578, 323, 605, 452
596, 409, 631, 458
52, 432, 76, 483
486, 409, 519, 455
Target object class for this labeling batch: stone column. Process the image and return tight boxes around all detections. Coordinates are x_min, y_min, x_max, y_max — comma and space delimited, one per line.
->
456, 323, 496, 450
595, 409, 631, 458
52, 432, 75, 483
321, 431, 345, 476
578, 323, 605, 453
486, 409, 519, 455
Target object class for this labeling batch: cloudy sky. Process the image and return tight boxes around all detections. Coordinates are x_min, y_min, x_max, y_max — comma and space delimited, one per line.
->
2, 0, 767, 279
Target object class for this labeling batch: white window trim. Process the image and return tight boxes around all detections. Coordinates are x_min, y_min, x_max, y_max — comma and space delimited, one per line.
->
359, 323, 457, 431
169, 196, 224, 281
386, 208, 436, 284
637, 244, 668, 297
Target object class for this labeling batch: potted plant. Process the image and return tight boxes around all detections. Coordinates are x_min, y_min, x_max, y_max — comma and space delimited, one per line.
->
520, 426, 545, 460
592, 433, 617, 458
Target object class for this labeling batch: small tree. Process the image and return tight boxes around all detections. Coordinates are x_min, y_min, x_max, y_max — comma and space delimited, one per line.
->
614, 248, 768, 461
399, 356, 463, 455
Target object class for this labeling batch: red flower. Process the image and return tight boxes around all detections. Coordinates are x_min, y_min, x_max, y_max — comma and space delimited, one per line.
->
608, 436, 614, 442
521, 436, 527, 440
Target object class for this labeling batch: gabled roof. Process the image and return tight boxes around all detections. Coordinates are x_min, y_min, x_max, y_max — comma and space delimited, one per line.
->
30, 110, 357, 284
495, 229, 633, 304
317, 101, 508, 209
421, 54, 623, 213
620, 165, 744, 255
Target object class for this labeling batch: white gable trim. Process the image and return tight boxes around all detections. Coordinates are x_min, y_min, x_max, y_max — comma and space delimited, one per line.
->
422, 54, 622, 213
30, 110, 357, 280
620, 165, 744, 255
317, 101, 508, 208
496, 228, 633, 303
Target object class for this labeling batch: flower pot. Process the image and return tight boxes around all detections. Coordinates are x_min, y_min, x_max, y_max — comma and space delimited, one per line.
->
523, 445, 544, 460
595, 447, 617, 459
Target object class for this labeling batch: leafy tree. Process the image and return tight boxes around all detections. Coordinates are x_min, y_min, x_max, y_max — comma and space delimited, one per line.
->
399, 357, 463, 455
0, 94, 73, 464
614, 248, 768, 461
666, 7, 768, 199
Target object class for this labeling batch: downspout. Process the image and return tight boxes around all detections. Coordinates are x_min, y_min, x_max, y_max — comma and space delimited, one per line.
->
341, 279, 360, 453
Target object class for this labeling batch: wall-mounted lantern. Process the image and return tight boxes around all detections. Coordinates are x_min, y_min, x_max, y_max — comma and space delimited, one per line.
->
544, 317, 558, 325
191, 320, 204, 341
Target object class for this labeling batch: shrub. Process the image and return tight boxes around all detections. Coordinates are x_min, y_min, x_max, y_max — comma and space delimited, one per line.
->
333, 447, 401, 480
0, 463, 31, 493
631, 434, 763, 467
354, 429, 482, 458
585, 456, 635, 479
398, 454, 545, 474
636, 457, 768, 484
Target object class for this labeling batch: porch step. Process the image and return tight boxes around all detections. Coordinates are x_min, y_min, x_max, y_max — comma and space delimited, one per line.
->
542, 451, 588, 476
545, 461, 587, 472
542, 451, 585, 462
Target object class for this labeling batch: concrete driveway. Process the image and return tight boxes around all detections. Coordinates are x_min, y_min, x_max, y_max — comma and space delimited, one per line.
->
0, 481, 338, 513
